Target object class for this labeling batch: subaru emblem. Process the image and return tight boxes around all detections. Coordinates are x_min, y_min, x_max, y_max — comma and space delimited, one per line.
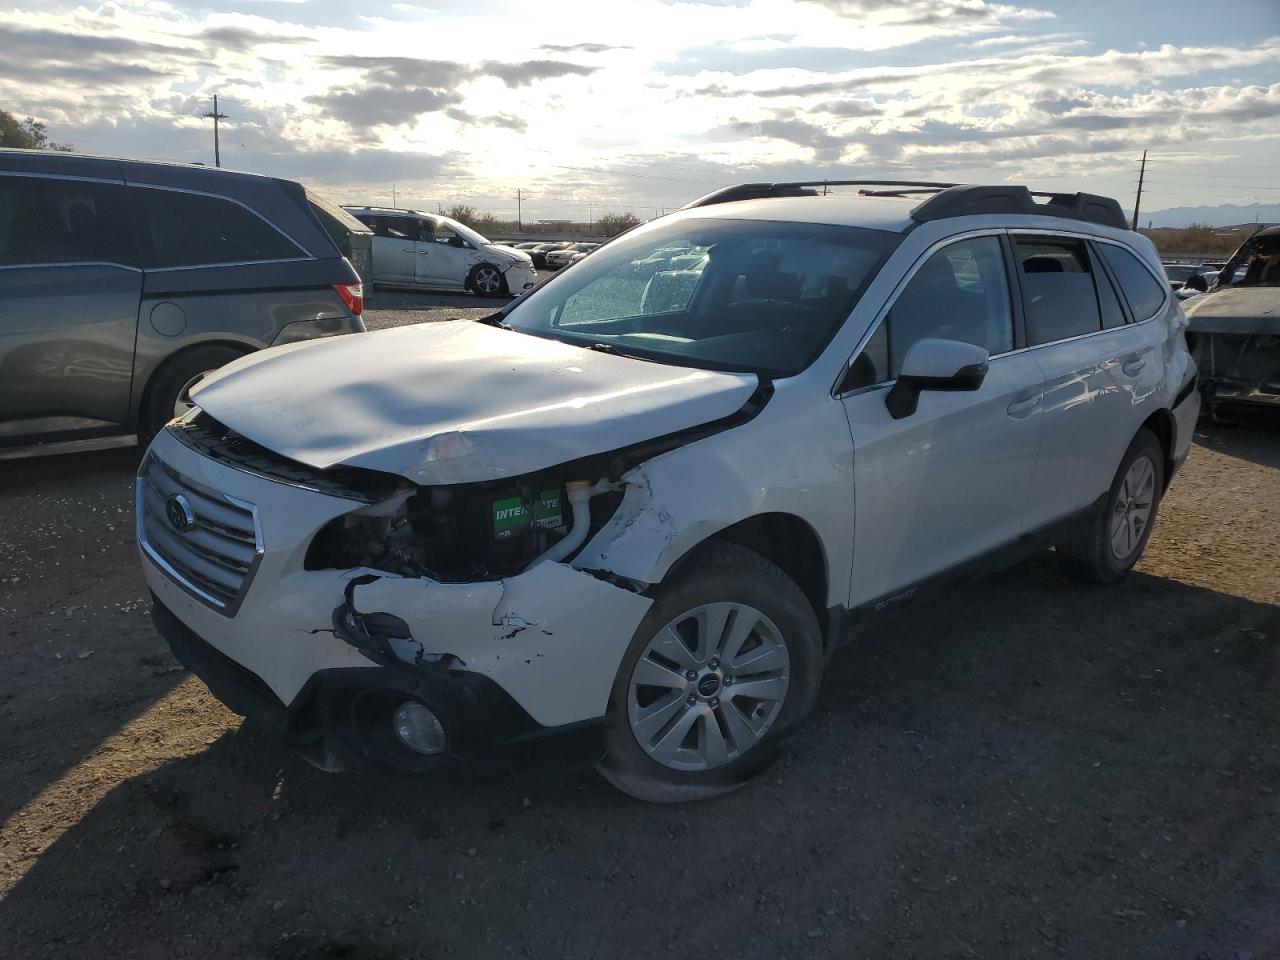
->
165, 493, 196, 533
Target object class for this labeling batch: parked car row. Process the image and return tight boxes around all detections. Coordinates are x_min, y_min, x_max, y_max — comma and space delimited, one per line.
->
505, 240, 601, 270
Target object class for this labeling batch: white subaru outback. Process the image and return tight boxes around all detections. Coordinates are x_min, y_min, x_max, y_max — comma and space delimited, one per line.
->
137, 181, 1199, 802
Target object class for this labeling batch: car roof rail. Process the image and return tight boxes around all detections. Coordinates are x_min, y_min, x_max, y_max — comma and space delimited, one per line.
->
681, 180, 958, 209
910, 185, 1128, 230
682, 179, 1129, 230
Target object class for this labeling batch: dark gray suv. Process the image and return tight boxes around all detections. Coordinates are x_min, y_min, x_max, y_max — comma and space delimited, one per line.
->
0, 150, 366, 451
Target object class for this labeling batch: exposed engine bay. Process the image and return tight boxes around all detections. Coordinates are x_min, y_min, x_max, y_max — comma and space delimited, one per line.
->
305, 474, 624, 581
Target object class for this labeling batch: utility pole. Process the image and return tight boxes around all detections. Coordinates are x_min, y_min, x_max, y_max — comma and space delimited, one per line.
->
517, 188, 523, 231
391, 185, 397, 208
1131, 149, 1147, 231
587, 201, 594, 233
202, 94, 228, 168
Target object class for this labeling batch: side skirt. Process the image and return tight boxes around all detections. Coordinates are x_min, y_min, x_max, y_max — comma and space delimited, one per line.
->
839, 492, 1108, 642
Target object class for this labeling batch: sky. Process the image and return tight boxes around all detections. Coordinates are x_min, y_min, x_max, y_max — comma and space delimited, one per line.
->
1, 0, 1278, 223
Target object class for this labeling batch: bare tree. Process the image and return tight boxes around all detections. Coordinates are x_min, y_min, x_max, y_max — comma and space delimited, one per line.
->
596, 212, 641, 237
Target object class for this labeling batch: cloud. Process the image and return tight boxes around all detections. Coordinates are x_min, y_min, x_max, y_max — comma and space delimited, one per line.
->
799, 0, 1051, 27
197, 25, 311, 52
479, 59, 597, 88
445, 107, 529, 133
814, 99, 881, 117
538, 42, 631, 54
308, 56, 597, 127
308, 56, 472, 128
723, 116, 849, 160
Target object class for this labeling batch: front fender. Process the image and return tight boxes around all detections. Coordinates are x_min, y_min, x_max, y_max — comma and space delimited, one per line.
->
573, 393, 855, 609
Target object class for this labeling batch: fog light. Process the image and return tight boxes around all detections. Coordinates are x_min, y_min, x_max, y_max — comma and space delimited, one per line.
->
392, 702, 446, 755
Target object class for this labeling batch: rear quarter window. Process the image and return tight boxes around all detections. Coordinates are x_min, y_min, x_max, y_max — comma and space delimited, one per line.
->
1098, 244, 1167, 320
132, 187, 303, 269
1014, 237, 1104, 345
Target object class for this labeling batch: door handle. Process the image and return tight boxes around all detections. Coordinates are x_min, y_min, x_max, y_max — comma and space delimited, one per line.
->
401, 247, 415, 253
1006, 390, 1041, 419
1121, 354, 1146, 376
417, 250, 431, 255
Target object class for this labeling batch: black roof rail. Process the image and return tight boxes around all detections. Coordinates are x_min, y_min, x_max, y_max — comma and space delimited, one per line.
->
681, 179, 1129, 230
681, 180, 958, 210
909, 185, 1128, 230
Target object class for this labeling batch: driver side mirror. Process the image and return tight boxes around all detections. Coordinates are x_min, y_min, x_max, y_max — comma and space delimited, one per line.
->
884, 338, 989, 419
1183, 274, 1208, 293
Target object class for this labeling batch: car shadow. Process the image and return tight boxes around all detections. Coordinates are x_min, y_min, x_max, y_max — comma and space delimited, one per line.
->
3, 561, 1277, 959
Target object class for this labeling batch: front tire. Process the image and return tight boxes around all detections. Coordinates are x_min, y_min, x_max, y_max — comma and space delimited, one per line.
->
597, 543, 823, 803
1056, 429, 1165, 583
469, 264, 508, 297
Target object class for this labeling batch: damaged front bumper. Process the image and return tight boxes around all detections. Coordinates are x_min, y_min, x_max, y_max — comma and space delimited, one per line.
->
138, 428, 653, 773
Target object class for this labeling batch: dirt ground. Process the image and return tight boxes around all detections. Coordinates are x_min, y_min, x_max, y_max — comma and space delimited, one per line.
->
1, 307, 1278, 958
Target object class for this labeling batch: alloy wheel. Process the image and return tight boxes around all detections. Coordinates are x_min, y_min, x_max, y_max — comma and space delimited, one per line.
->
627, 602, 790, 772
1110, 455, 1156, 560
474, 267, 502, 295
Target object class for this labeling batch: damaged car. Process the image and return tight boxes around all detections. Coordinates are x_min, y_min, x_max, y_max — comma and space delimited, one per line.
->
1183, 225, 1280, 417
138, 180, 1198, 802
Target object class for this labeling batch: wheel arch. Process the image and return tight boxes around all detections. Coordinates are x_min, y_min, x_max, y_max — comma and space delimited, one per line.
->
1138, 408, 1176, 491
136, 339, 255, 431
664, 512, 834, 653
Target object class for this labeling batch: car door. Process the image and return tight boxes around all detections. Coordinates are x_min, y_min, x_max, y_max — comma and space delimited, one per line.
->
371, 215, 420, 284
1013, 234, 1155, 529
0, 172, 142, 443
419, 221, 477, 287
840, 233, 1044, 605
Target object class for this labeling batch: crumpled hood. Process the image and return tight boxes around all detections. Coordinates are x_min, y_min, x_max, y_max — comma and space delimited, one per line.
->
192, 321, 758, 485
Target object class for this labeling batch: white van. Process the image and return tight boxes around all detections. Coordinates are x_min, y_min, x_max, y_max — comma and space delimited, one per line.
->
344, 207, 536, 297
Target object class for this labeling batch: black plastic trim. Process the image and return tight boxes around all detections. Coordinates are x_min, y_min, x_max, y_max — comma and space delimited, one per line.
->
847, 492, 1108, 629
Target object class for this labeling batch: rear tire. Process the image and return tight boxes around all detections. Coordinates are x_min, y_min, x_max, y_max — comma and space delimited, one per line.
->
139, 345, 246, 443
597, 543, 823, 803
1056, 429, 1165, 583
469, 264, 508, 297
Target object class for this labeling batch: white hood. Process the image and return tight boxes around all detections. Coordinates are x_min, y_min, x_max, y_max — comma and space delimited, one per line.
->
489, 243, 532, 263
191, 321, 758, 485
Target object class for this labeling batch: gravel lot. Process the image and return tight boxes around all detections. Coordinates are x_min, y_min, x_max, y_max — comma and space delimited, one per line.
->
1, 296, 1278, 959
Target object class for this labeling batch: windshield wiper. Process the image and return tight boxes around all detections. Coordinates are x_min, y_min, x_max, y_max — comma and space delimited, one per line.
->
582, 341, 661, 363
476, 313, 512, 330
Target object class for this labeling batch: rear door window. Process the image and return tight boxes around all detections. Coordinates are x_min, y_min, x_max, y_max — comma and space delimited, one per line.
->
1097, 244, 1167, 320
133, 187, 303, 269
0, 175, 136, 268
1014, 237, 1106, 345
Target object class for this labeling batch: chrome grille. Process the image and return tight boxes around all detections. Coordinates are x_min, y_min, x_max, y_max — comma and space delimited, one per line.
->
137, 455, 262, 614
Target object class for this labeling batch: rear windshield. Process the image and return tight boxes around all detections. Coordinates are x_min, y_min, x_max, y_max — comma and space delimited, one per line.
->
503, 216, 900, 379
308, 191, 371, 242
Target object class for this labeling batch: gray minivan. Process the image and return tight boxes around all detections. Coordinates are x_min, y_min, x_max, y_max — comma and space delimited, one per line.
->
0, 150, 366, 451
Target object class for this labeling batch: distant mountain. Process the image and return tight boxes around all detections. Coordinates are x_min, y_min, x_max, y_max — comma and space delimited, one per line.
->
1142, 202, 1280, 229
